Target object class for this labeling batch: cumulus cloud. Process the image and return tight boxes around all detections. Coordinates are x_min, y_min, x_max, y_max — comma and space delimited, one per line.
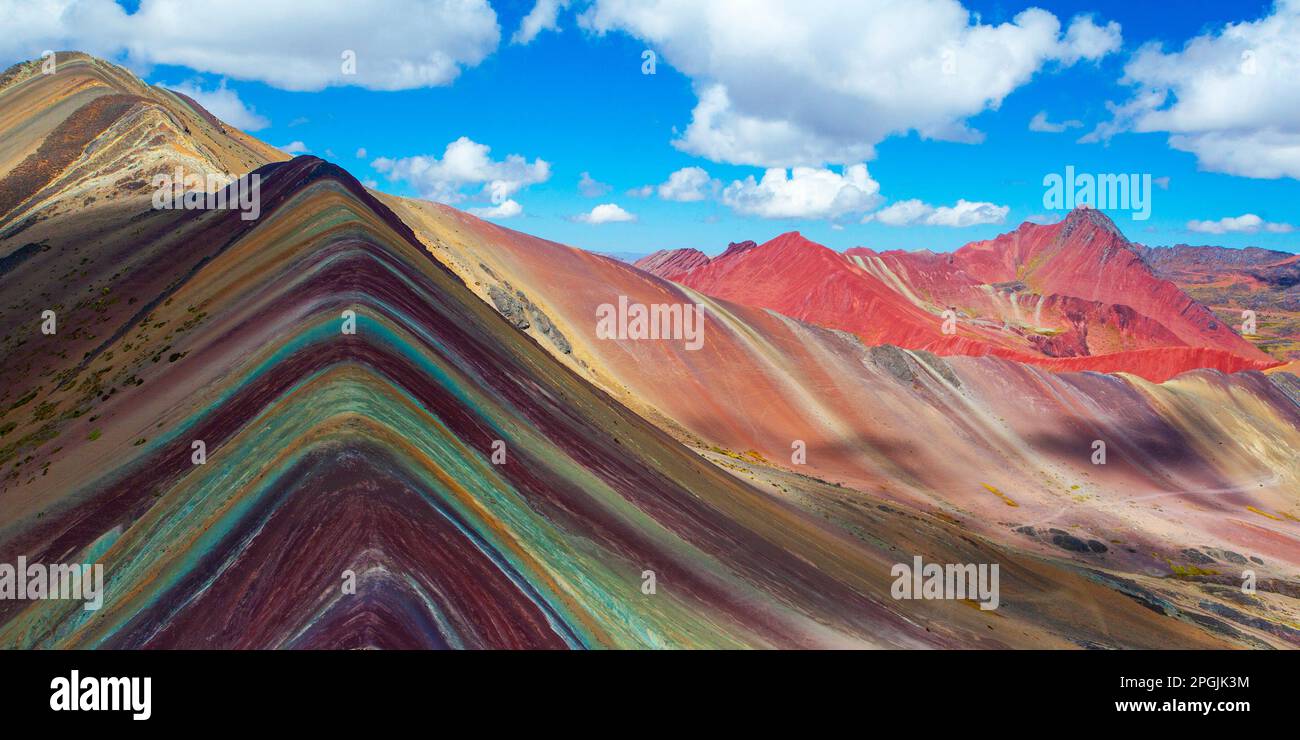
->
866, 199, 1010, 227
578, 171, 612, 197
580, 1, 1121, 167
1028, 110, 1082, 133
1057, 13, 1123, 64
1076, 88, 1165, 144
1186, 214, 1294, 234
278, 141, 310, 155
469, 199, 524, 219
1084, 1, 1300, 178
513, 0, 571, 44
721, 165, 881, 219
657, 167, 716, 202
1168, 130, 1300, 179
0, 0, 500, 91
372, 136, 550, 206
575, 203, 636, 223
161, 79, 269, 131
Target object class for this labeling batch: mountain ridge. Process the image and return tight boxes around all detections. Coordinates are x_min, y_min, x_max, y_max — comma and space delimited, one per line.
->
636, 207, 1278, 381
2, 52, 1297, 649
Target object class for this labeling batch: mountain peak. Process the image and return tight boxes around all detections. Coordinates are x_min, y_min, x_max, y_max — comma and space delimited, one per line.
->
1060, 205, 1123, 240
0, 49, 286, 226
718, 239, 759, 259
759, 231, 829, 255
633, 247, 711, 278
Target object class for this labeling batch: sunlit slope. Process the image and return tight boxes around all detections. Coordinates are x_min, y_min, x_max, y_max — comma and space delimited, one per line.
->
3, 156, 1216, 648
0, 51, 285, 228
391, 197, 1300, 633
0, 52, 1294, 649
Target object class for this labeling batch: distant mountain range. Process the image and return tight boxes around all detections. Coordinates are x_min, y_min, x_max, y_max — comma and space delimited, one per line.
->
636, 208, 1285, 382
591, 250, 651, 264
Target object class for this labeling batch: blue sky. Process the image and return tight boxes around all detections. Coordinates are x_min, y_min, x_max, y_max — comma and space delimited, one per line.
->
6, 0, 1299, 255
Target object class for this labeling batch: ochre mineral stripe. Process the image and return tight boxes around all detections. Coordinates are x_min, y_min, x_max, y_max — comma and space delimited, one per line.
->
0, 93, 147, 220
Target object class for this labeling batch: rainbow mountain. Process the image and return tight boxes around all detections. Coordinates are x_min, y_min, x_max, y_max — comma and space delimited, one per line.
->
0, 54, 1296, 649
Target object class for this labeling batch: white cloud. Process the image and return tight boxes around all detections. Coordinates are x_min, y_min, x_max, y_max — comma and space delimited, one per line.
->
626, 185, 654, 198
1168, 130, 1300, 180
1057, 14, 1123, 64
578, 171, 611, 197
1028, 110, 1081, 133
867, 198, 1010, 227
580, 1, 1121, 167
161, 79, 269, 131
372, 136, 550, 205
1086, 1, 1300, 178
575, 203, 636, 223
721, 165, 881, 219
1076, 88, 1166, 144
469, 199, 524, 219
0, 0, 500, 91
279, 141, 310, 155
1186, 214, 1294, 234
513, 0, 571, 44
657, 166, 715, 201
356, 148, 367, 159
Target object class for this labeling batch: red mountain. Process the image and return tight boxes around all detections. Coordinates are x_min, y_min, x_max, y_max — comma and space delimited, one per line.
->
633, 247, 712, 279
948, 208, 1268, 359
634, 208, 1277, 382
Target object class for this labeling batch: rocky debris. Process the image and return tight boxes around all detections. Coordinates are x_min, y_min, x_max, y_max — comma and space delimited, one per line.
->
1179, 609, 1272, 649
1197, 600, 1300, 645
913, 349, 961, 388
868, 345, 916, 383
1015, 525, 1108, 554
487, 281, 571, 355
487, 284, 529, 330
1207, 548, 1249, 565
1082, 570, 1177, 617
0, 241, 47, 278
527, 299, 571, 354
1051, 533, 1090, 552
718, 240, 758, 259
866, 345, 962, 388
